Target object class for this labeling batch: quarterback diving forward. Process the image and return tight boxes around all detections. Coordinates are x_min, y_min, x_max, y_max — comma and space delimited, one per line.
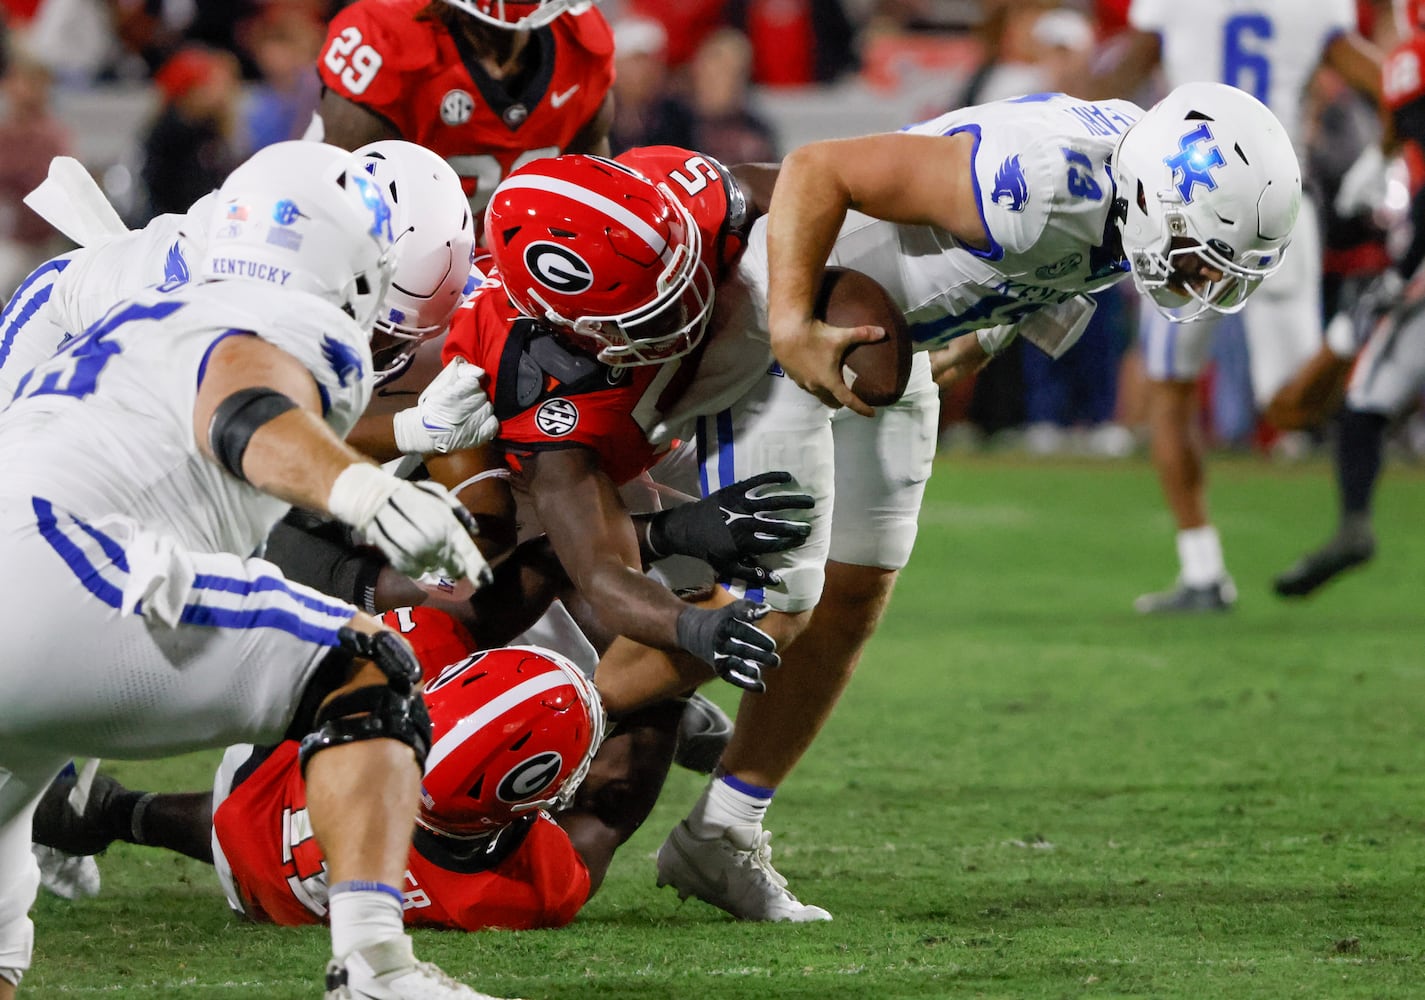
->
583, 84, 1302, 921
0, 141, 507, 1000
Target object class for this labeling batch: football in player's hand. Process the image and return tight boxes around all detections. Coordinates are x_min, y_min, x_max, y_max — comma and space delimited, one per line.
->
815, 266, 912, 407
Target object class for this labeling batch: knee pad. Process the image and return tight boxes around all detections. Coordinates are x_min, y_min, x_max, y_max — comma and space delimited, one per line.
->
297, 683, 433, 777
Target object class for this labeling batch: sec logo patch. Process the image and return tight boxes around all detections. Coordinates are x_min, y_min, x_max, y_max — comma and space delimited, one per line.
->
535, 398, 579, 436
440, 89, 474, 126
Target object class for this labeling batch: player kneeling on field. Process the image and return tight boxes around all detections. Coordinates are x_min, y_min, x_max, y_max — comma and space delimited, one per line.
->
33, 608, 683, 932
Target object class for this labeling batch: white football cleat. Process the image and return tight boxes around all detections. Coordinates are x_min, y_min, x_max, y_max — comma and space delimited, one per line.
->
32, 845, 101, 900
325, 936, 519, 1000
656, 820, 832, 922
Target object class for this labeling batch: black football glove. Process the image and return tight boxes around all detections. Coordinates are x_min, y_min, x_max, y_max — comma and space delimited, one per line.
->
676, 599, 780, 693
649, 471, 813, 586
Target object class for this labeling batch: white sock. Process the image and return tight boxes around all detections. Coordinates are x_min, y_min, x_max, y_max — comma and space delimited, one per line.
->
328, 881, 405, 961
1176, 525, 1226, 586
688, 772, 774, 839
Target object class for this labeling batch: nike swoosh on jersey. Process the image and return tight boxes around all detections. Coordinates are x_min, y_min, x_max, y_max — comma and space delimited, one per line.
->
549, 85, 580, 108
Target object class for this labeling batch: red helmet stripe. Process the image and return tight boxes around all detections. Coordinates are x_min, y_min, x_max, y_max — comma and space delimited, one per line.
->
426, 670, 570, 770
497, 174, 670, 259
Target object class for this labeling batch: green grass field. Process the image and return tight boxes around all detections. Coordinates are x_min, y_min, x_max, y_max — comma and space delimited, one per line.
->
24, 453, 1425, 999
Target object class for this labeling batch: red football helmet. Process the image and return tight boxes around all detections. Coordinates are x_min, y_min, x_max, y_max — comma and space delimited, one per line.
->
483, 154, 715, 366
441, 0, 589, 31
417, 645, 604, 836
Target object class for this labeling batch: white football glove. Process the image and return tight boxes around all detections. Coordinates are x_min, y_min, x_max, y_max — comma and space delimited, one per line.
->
327, 463, 492, 588
391, 356, 499, 456
1334, 145, 1388, 219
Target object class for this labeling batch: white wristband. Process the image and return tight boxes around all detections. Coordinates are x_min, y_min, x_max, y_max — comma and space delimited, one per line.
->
391, 407, 427, 456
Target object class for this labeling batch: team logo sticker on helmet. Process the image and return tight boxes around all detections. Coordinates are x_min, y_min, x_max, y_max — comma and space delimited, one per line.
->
441, 89, 475, 126
1164, 124, 1226, 204
496, 751, 565, 803
524, 241, 594, 293
535, 397, 579, 436
272, 200, 308, 225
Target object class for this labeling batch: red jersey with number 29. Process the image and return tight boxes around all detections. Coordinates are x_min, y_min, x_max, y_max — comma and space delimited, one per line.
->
318, 0, 614, 206
212, 607, 591, 931
441, 146, 752, 485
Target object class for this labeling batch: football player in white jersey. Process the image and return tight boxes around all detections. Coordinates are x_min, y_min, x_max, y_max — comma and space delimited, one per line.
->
0, 141, 508, 1000
487, 84, 1299, 921
1078, 0, 1383, 613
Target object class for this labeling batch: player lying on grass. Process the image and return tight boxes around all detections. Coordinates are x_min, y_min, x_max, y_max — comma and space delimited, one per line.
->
33, 607, 682, 932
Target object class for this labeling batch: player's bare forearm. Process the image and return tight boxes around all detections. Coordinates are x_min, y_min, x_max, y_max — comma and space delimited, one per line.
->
557, 697, 683, 893
929, 335, 991, 389
316, 89, 401, 150
193, 334, 368, 510
1325, 33, 1384, 102
526, 448, 685, 651
765, 142, 859, 339
767, 133, 982, 342
346, 411, 400, 462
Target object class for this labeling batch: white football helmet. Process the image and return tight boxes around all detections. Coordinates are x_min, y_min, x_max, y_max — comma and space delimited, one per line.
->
1111, 81, 1302, 321
440, 0, 592, 31
353, 140, 477, 378
200, 140, 395, 330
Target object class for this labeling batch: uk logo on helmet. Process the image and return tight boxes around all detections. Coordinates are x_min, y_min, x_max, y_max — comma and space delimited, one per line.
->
525, 242, 594, 293
1164, 124, 1226, 205
496, 751, 564, 803
349, 172, 394, 241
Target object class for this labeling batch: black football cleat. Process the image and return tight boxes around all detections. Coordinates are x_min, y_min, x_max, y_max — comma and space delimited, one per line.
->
1273, 533, 1376, 598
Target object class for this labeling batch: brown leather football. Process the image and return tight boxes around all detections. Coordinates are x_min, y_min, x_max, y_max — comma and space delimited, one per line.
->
814, 266, 912, 407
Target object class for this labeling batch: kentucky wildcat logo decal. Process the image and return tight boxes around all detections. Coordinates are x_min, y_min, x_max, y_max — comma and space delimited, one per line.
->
992, 154, 1029, 212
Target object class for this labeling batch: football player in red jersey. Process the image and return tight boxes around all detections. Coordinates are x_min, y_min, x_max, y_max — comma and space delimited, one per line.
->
31, 606, 680, 932
1272, 0, 1425, 597
315, 0, 616, 210
438, 148, 795, 706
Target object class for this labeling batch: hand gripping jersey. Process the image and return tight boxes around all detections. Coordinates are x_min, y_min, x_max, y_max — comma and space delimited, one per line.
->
0, 193, 212, 401
441, 146, 752, 484
811, 93, 1141, 351
318, 0, 614, 209
211, 606, 591, 931
0, 280, 371, 561
1128, 0, 1356, 151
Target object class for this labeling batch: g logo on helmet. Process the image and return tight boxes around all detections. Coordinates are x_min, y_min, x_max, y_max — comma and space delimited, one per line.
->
496, 751, 564, 803
525, 241, 593, 294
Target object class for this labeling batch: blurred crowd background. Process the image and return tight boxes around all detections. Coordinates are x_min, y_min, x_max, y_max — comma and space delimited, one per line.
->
0, 0, 1416, 464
